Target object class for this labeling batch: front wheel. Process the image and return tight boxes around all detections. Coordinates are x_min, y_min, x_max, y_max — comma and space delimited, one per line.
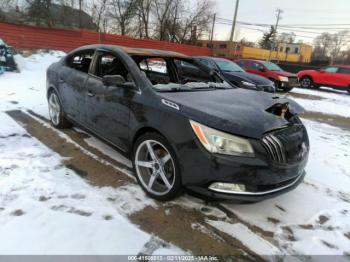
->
48, 90, 71, 129
300, 76, 313, 88
132, 132, 182, 201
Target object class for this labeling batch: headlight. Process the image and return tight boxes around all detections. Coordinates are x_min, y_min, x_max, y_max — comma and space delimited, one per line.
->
278, 76, 289, 82
190, 120, 254, 157
241, 81, 256, 87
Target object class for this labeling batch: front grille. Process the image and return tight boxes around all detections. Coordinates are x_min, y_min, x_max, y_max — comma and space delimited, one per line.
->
262, 125, 308, 164
288, 77, 299, 85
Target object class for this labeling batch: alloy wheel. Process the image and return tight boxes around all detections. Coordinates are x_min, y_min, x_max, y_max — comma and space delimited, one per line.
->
48, 92, 61, 126
135, 139, 176, 196
300, 77, 311, 88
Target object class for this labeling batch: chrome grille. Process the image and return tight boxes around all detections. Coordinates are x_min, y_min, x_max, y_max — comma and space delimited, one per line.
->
262, 125, 308, 164
262, 134, 286, 163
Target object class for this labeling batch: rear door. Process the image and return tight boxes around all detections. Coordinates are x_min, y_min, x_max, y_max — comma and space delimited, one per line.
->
334, 67, 350, 87
59, 49, 94, 123
84, 50, 135, 151
321, 66, 340, 87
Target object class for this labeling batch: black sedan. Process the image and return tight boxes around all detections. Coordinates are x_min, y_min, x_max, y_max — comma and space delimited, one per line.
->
47, 45, 309, 202
188, 56, 275, 92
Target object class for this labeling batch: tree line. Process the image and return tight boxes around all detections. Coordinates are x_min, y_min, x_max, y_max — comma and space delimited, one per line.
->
0, 0, 214, 43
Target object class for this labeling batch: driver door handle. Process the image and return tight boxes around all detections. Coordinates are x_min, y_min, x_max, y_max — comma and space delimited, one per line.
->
87, 90, 95, 97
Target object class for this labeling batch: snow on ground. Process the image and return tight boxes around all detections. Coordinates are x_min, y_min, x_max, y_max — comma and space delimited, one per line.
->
0, 52, 184, 255
223, 118, 350, 255
0, 51, 350, 255
288, 87, 350, 118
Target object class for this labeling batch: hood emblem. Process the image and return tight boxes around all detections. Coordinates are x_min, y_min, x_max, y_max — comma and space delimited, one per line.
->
161, 99, 180, 110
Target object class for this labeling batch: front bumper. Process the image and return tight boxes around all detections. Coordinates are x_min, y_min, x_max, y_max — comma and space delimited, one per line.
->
176, 128, 308, 203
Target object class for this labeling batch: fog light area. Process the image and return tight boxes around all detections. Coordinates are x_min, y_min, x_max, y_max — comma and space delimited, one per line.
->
209, 182, 246, 193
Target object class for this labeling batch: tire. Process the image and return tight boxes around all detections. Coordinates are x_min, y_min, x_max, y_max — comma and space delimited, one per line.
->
347, 87, 350, 95
300, 76, 313, 89
48, 90, 71, 129
132, 132, 182, 201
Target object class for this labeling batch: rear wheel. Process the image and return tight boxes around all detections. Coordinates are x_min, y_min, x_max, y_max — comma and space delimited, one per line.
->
300, 76, 313, 89
48, 90, 71, 129
132, 132, 182, 201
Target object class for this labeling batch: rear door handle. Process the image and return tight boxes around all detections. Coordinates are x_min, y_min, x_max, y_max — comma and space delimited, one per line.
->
87, 91, 95, 97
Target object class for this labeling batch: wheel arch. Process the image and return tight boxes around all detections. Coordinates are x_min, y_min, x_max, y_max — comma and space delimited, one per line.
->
131, 126, 166, 149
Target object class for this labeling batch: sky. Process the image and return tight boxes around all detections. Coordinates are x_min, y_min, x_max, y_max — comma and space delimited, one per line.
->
212, 0, 350, 45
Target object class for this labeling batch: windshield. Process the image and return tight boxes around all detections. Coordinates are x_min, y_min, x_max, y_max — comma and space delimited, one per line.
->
215, 59, 244, 72
262, 61, 282, 71
134, 56, 233, 92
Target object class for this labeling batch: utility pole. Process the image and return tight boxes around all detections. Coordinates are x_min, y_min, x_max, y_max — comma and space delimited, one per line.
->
210, 13, 216, 42
268, 8, 283, 60
229, 0, 240, 42
79, 0, 83, 29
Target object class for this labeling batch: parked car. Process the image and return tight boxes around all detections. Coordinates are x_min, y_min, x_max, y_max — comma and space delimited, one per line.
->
0, 38, 17, 72
297, 65, 350, 94
47, 45, 309, 202
181, 56, 275, 93
236, 59, 299, 92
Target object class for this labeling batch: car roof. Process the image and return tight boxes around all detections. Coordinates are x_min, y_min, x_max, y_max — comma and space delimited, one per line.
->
70, 44, 189, 59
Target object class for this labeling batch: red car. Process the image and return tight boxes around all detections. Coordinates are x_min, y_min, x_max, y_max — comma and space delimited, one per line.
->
297, 65, 350, 94
236, 59, 299, 92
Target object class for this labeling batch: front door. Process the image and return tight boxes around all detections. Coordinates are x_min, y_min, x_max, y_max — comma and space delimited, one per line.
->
84, 51, 135, 151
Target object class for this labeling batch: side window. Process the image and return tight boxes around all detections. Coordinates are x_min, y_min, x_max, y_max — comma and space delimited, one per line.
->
324, 67, 338, 73
140, 58, 168, 74
67, 50, 94, 73
138, 57, 170, 85
199, 59, 215, 69
338, 67, 350, 74
94, 52, 132, 82
252, 62, 263, 71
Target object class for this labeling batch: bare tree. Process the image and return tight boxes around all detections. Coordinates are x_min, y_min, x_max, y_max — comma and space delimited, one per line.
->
177, 0, 214, 43
87, 0, 108, 32
26, 0, 54, 27
108, 0, 138, 35
135, 0, 153, 38
330, 30, 349, 63
153, 0, 173, 40
313, 32, 333, 60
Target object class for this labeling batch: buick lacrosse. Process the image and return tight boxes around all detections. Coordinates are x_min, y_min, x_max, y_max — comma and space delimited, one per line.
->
46, 45, 309, 202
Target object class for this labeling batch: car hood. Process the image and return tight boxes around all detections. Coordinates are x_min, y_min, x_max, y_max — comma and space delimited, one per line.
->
223, 71, 273, 85
272, 70, 297, 77
159, 88, 304, 139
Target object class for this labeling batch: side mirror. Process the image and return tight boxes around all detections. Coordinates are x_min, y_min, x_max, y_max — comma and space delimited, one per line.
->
102, 75, 125, 86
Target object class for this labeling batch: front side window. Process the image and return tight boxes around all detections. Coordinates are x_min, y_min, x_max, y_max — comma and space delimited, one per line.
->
67, 50, 94, 73
251, 62, 264, 71
324, 67, 338, 73
134, 56, 231, 92
94, 52, 133, 82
